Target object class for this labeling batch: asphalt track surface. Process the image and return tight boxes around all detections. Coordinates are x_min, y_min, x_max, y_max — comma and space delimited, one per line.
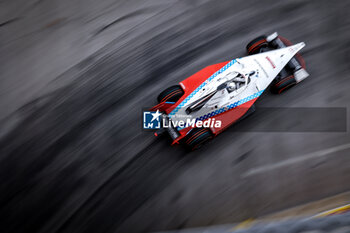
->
1, 0, 350, 233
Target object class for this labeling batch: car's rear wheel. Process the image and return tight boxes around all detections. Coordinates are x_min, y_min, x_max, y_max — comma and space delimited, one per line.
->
157, 85, 184, 103
246, 35, 268, 55
271, 75, 297, 94
185, 128, 213, 150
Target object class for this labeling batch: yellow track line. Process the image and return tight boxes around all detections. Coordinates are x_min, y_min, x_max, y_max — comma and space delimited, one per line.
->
230, 218, 255, 231
314, 204, 350, 218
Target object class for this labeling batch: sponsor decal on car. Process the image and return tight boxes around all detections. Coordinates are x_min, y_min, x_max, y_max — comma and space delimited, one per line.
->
265, 56, 276, 68
254, 58, 268, 77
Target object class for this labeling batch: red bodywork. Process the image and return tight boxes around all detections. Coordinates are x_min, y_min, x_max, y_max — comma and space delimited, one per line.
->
150, 61, 259, 145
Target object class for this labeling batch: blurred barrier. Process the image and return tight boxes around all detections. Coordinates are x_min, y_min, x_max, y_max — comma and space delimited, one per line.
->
156, 212, 350, 233
314, 204, 350, 218
156, 196, 350, 233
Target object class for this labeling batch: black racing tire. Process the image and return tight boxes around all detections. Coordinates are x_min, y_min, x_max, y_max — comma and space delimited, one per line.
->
157, 85, 184, 103
246, 35, 268, 55
185, 128, 213, 150
271, 75, 297, 94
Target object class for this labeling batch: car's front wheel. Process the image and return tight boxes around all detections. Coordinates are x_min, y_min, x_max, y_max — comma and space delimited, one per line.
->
271, 75, 297, 94
246, 35, 268, 55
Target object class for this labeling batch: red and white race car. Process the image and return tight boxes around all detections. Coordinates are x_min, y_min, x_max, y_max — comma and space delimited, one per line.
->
150, 32, 309, 150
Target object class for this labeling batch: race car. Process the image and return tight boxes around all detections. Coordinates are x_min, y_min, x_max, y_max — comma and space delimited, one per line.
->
150, 32, 309, 150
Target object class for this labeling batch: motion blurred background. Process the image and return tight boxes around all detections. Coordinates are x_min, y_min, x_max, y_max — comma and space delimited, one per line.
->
1, 0, 350, 232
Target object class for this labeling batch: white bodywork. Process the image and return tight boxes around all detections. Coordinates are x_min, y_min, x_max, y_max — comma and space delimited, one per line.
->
169, 42, 306, 124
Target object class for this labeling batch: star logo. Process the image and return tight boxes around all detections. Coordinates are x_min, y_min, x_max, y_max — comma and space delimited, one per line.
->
150, 110, 162, 122
143, 110, 162, 129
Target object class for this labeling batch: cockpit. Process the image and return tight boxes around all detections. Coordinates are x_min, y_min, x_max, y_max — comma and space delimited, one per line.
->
224, 71, 250, 93
185, 71, 255, 114
226, 72, 249, 93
